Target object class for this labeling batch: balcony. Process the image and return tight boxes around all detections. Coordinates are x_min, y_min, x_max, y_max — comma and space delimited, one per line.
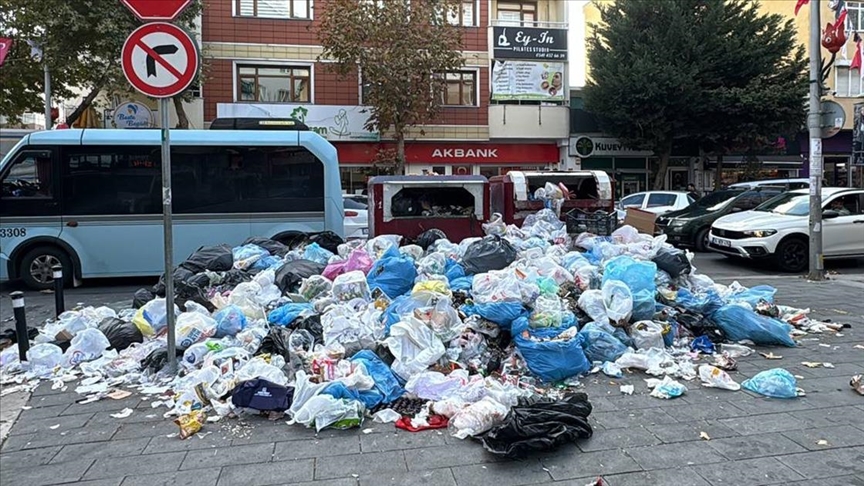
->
488, 104, 569, 139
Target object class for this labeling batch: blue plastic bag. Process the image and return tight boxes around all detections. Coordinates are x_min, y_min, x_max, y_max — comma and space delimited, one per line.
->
742, 368, 798, 398
303, 243, 335, 265
366, 247, 418, 299
445, 259, 466, 282
213, 304, 248, 338
268, 303, 314, 327
321, 382, 381, 409
676, 288, 724, 316
577, 326, 629, 363
581, 320, 633, 348
602, 256, 657, 294
710, 304, 795, 347
631, 289, 657, 321
349, 350, 405, 402
562, 311, 578, 329
252, 254, 283, 270
232, 244, 270, 269
728, 285, 777, 307
449, 276, 474, 293
382, 295, 423, 336
513, 317, 590, 383
461, 301, 526, 332
690, 335, 715, 354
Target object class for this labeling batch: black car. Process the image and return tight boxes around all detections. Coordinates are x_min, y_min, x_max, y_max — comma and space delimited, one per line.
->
656, 188, 783, 251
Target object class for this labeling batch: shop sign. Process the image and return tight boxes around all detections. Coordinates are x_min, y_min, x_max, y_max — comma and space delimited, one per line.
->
569, 135, 653, 158
493, 26, 568, 60
492, 60, 565, 101
335, 142, 559, 165
112, 102, 153, 128
216, 103, 379, 141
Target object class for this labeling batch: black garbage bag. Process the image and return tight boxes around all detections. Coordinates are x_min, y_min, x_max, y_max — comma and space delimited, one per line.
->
391, 192, 420, 217
675, 312, 726, 343
0, 327, 39, 345
180, 244, 234, 273
652, 247, 692, 278
275, 259, 326, 293
416, 229, 448, 251
460, 235, 518, 275
98, 317, 144, 351
141, 347, 181, 373
293, 314, 323, 344
153, 266, 196, 297
481, 393, 594, 458
258, 326, 292, 361
243, 236, 290, 257
307, 231, 345, 254
132, 288, 155, 309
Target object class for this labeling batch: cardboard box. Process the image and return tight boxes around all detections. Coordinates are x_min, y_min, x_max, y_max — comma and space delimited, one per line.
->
623, 207, 657, 235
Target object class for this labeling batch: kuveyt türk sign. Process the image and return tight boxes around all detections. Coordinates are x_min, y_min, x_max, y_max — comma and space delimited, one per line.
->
492, 26, 568, 61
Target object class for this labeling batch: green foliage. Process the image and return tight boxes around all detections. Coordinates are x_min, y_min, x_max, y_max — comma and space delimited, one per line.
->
317, 0, 465, 173
0, 0, 202, 124
584, 0, 807, 189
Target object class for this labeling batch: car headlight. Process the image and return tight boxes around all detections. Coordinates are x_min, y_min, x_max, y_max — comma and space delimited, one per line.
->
742, 229, 777, 238
669, 220, 687, 227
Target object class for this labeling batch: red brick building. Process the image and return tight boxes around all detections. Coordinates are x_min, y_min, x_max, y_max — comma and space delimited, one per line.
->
202, 0, 571, 192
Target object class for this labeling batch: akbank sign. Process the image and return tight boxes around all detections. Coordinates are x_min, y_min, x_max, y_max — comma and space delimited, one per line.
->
569, 135, 653, 158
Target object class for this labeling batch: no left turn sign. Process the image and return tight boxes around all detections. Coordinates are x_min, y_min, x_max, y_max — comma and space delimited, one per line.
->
121, 22, 200, 98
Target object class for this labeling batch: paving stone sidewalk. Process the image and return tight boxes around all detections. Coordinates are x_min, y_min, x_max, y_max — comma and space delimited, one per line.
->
1, 278, 863, 486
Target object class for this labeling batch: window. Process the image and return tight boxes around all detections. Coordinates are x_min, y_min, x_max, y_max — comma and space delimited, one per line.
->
171, 146, 324, 214
497, 1, 536, 26
441, 71, 476, 106
835, 65, 862, 98
848, 2, 864, 31
343, 198, 367, 210
61, 146, 162, 215
827, 194, 862, 215
732, 191, 763, 211
2, 151, 54, 200
646, 193, 677, 208
620, 194, 645, 208
236, 0, 311, 19
237, 65, 311, 103
447, 0, 476, 26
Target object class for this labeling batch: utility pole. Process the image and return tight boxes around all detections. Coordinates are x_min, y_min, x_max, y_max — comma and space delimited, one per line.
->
43, 58, 52, 129
807, 0, 824, 281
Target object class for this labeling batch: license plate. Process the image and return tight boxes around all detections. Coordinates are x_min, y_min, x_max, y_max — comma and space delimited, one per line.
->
711, 237, 731, 248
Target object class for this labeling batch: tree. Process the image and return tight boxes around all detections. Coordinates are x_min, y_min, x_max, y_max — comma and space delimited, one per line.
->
318, 0, 465, 174
0, 0, 202, 127
584, 0, 807, 190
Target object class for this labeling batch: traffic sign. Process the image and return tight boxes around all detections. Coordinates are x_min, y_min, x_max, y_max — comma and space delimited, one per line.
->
121, 0, 192, 21
121, 22, 199, 98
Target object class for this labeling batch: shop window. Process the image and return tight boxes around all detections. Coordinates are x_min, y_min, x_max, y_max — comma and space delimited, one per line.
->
237, 65, 311, 103
432, 166, 446, 175
391, 187, 475, 217
236, 0, 311, 19
496, 1, 536, 26
440, 71, 477, 106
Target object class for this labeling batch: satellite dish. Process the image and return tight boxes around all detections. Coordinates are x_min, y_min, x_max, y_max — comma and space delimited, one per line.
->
821, 100, 846, 138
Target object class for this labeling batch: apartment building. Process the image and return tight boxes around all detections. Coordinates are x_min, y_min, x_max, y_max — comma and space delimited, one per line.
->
201, 0, 572, 192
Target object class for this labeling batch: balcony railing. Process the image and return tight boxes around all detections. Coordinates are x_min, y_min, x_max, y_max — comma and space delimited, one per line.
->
490, 19, 568, 29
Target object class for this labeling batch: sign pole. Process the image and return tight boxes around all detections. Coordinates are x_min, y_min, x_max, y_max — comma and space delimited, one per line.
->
808, 0, 825, 281
161, 97, 177, 373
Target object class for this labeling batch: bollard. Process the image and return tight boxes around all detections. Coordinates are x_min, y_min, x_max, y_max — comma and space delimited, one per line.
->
52, 265, 65, 316
10, 291, 29, 362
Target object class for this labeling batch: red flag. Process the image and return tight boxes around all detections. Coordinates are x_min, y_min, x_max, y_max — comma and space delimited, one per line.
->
0, 38, 12, 67
795, 0, 810, 16
852, 39, 862, 71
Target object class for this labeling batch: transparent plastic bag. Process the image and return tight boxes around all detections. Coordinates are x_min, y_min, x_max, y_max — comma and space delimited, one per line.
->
27, 343, 63, 372
577, 290, 607, 324
303, 243, 335, 265
235, 357, 289, 386
483, 213, 507, 237
417, 253, 448, 277
175, 312, 218, 350
419, 298, 465, 343
629, 320, 665, 350
332, 270, 371, 302
365, 235, 401, 260
602, 280, 633, 325
405, 369, 470, 401
400, 245, 424, 261
133, 298, 180, 336
529, 295, 564, 328
472, 270, 522, 304
213, 305, 247, 338
698, 365, 740, 391
62, 328, 111, 368
384, 316, 446, 381
448, 397, 510, 439
228, 282, 266, 320
232, 244, 270, 270
299, 275, 333, 301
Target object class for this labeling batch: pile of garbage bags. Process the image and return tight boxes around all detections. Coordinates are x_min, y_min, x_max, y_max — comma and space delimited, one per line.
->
0, 208, 841, 458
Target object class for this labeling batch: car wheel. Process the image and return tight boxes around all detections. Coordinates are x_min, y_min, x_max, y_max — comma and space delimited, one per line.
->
774, 237, 809, 273
694, 228, 710, 252
18, 245, 73, 290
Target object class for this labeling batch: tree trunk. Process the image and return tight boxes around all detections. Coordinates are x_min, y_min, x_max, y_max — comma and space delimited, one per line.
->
395, 130, 406, 175
172, 96, 189, 128
714, 153, 724, 191
66, 82, 105, 126
652, 150, 671, 190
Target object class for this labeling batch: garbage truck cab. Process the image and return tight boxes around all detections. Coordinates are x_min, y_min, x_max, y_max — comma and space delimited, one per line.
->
368, 175, 490, 243
490, 170, 614, 226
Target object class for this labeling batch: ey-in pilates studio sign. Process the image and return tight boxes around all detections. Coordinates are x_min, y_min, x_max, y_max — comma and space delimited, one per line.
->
492, 26, 568, 60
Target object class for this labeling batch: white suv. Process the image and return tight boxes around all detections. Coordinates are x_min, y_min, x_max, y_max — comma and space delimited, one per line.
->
616, 191, 694, 221
708, 188, 864, 272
